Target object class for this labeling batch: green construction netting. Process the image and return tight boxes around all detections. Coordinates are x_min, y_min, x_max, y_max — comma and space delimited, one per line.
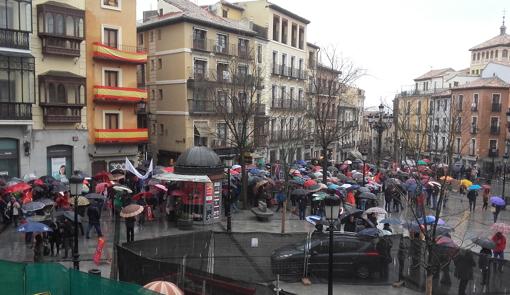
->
0, 260, 157, 295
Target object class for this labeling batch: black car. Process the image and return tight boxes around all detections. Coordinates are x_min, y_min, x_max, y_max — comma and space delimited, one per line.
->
271, 232, 390, 279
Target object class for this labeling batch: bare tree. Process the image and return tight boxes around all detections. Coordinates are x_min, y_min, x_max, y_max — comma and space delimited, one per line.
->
204, 49, 264, 209
307, 48, 365, 182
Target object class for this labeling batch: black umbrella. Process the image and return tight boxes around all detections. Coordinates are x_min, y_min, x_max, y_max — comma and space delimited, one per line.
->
39, 175, 56, 184
472, 237, 496, 249
51, 181, 68, 193
358, 192, 377, 200
55, 210, 82, 223
22, 201, 45, 212
357, 228, 383, 238
357, 187, 370, 193
37, 198, 55, 207
340, 204, 363, 220
85, 193, 106, 200
291, 189, 309, 196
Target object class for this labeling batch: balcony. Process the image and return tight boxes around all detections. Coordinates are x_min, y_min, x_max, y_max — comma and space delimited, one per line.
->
95, 128, 148, 144
191, 38, 253, 59
255, 103, 266, 116
0, 102, 32, 121
92, 42, 147, 64
188, 99, 219, 115
94, 86, 147, 104
492, 103, 501, 112
40, 104, 83, 124
489, 149, 499, 158
490, 126, 500, 135
0, 29, 30, 50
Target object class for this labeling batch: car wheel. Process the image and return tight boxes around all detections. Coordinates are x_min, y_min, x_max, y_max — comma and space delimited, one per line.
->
356, 265, 370, 279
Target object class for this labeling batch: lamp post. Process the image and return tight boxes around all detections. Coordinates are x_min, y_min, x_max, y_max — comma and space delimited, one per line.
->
399, 137, 404, 169
503, 152, 508, 206
491, 147, 497, 180
368, 104, 393, 168
69, 172, 84, 270
324, 194, 341, 295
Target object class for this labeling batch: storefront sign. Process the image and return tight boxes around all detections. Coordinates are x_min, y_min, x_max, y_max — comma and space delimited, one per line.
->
213, 182, 221, 219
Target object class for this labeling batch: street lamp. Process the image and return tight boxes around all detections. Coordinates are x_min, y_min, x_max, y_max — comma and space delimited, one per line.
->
324, 194, 341, 295
503, 152, 508, 206
69, 172, 84, 270
368, 104, 393, 168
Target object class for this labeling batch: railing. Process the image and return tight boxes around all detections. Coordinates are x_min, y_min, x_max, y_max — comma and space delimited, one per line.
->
40, 104, 83, 124
191, 38, 253, 59
92, 42, 147, 64
492, 103, 501, 112
188, 100, 218, 114
489, 149, 499, 158
255, 103, 266, 116
271, 63, 280, 75
271, 99, 305, 111
396, 87, 447, 98
0, 102, 32, 120
95, 128, 149, 144
490, 126, 500, 135
40, 36, 81, 57
471, 128, 477, 134
94, 86, 147, 103
211, 139, 228, 149
0, 29, 30, 50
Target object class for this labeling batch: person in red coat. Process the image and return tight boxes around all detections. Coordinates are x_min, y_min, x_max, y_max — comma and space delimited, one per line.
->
492, 232, 507, 272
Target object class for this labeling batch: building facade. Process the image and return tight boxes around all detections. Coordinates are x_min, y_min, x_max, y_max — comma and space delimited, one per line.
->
86, 0, 148, 174
469, 19, 510, 75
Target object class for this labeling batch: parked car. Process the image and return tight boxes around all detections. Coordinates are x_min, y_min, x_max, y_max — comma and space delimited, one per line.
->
271, 232, 390, 279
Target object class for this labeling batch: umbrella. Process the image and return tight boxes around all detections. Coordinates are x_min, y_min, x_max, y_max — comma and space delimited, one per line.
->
39, 175, 56, 184
296, 160, 306, 166
328, 184, 340, 190
472, 237, 496, 250
305, 215, 322, 225
85, 193, 106, 200
432, 225, 455, 236
113, 185, 132, 194
327, 166, 338, 173
339, 183, 352, 189
307, 184, 322, 193
22, 201, 45, 212
120, 204, 144, 218
460, 179, 473, 187
491, 223, 510, 234
153, 184, 168, 192
379, 218, 401, 225
490, 196, 506, 206
51, 182, 68, 193
143, 281, 184, 295
439, 176, 453, 181
364, 207, 387, 215
170, 190, 186, 197
467, 184, 482, 191
4, 182, 31, 194
54, 210, 82, 223
340, 204, 363, 220
132, 192, 155, 201
418, 215, 445, 225
17, 222, 53, 233
95, 182, 112, 193
343, 160, 353, 165
254, 180, 269, 192
37, 198, 55, 207
291, 189, 309, 196
482, 184, 491, 190
436, 235, 459, 249
249, 168, 261, 175
23, 173, 37, 182
312, 192, 329, 201
358, 192, 377, 200
428, 181, 441, 187
290, 177, 305, 185
357, 187, 371, 193
70, 196, 90, 206
417, 160, 427, 166
357, 228, 383, 238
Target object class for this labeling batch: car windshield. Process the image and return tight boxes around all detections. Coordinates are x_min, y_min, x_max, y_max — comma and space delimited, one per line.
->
294, 239, 320, 251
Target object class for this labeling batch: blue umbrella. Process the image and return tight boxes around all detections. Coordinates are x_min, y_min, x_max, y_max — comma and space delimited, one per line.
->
305, 215, 322, 225
468, 184, 482, 191
419, 215, 446, 225
328, 184, 340, 190
296, 160, 306, 166
490, 196, 506, 206
249, 168, 261, 175
380, 218, 402, 225
17, 222, 53, 233
357, 228, 383, 238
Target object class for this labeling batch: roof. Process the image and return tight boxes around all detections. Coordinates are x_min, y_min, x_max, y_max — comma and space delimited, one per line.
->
174, 146, 224, 176
40, 1, 82, 11
307, 42, 320, 49
138, 0, 255, 35
317, 64, 342, 75
221, 0, 244, 11
470, 33, 510, 51
39, 71, 85, 79
414, 68, 455, 81
452, 76, 510, 89
267, 2, 310, 24
431, 89, 451, 98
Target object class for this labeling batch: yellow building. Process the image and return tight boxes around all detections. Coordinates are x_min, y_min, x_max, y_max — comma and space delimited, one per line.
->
138, 0, 264, 165
86, 0, 148, 174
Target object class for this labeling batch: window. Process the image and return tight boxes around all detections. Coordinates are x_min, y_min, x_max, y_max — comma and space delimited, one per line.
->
105, 113, 119, 129
103, 0, 119, 9
157, 58, 162, 70
149, 31, 154, 42
441, 137, 446, 150
222, 9, 228, 18
281, 19, 288, 44
237, 64, 248, 77
45, 13, 54, 33
491, 117, 499, 129
157, 29, 161, 40
470, 139, 476, 155
104, 70, 119, 87
477, 52, 480, 60
457, 95, 463, 111
490, 51, 494, 58
503, 49, 508, 58
150, 59, 155, 71
416, 134, 420, 148
194, 121, 209, 146
443, 99, 447, 111
281, 86, 286, 103
472, 94, 478, 110
151, 89, 155, 100
298, 26, 304, 49
291, 23, 297, 47
193, 28, 206, 50
238, 39, 249, 58
158, 124, 164, 136
472, 53, 476, 61
271, 85, 277, 107
492, 93, 501, 104
55, 14, 63, 34
158, 89, 163, 100
138, 33, 143, 45
456, 138, 461, 153
417, 101, 421, 113
489, 140, 497, 155
471, 116, 477, 133
217, 123, 227, 145
104, 28, 118, 48
215, 34, 227, 54
298, 89, 303, 104
272, 15, 280, 41
257, 44, 262, 63
194, 60, 207, 80
495, 50, 499, 58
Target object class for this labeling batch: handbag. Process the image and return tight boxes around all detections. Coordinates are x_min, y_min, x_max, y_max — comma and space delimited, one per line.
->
491, 206, 496, 213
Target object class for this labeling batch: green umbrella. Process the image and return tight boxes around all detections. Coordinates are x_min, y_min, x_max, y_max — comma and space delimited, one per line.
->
312, 191, 329, 201
417, 160, 427, 166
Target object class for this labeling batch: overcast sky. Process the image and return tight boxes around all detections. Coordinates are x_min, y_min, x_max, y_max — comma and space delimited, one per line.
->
137, 0, 509, 108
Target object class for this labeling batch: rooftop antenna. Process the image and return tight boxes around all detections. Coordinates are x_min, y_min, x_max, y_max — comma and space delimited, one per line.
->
501, 9, 507, 35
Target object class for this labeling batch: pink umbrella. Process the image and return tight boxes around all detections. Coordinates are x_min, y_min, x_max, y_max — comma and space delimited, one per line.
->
154, 184, 168, 192
143, 281, 183, 295
303, 179, 318, 188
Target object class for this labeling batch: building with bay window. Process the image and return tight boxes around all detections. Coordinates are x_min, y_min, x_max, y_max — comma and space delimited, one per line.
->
0, 0, 34, 177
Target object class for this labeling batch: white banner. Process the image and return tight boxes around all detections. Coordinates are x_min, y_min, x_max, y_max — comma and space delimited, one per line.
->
124, 157, 153, 180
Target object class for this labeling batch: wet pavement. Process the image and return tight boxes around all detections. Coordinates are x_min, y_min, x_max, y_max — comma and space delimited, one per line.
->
0, 189, 508, 290
278, 282, 421, 295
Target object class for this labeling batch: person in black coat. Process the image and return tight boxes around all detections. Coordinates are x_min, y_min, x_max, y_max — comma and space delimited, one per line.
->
342, 215, 357, 232
48, 221, 61, 256
454, 250, 475, 295
125, 216, 136, 242
61, 218, 74, 259
86, 204, 102, 239
467, 189, 477, 212
479, 247, 492, 287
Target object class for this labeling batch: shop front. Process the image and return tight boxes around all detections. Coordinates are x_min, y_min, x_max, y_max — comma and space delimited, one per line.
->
0, 138, 20, 177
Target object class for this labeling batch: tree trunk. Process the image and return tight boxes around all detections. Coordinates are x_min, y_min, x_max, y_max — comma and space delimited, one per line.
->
322, 147, 328, 183
282, 161, 289, 234
240, 151, 248, 210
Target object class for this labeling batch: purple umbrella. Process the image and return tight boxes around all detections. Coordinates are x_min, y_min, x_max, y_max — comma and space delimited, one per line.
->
490, 196, 506, 206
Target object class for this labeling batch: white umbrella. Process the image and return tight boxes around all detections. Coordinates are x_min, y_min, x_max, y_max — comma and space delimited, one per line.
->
364, 207, 387, 215
113, 185, 132, 194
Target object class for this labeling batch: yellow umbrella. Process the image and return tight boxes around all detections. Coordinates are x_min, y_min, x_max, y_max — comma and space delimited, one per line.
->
460, 179, 473, 187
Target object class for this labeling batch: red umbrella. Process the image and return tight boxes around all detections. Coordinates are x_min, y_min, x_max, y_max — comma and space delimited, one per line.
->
95, 182, 112, 193
163, 167, 174, 173
4, 182, 31, 194
33, 179, 44, 186
170, 190, 186, 197
93, 171, 112, 182
132, 192, 154, 201
303, 179, 318, 188
312, 166, 322, 172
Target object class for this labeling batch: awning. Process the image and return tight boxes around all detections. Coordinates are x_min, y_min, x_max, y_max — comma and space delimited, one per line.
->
0, 50, 33, 58
194, 121, 210, 136
153, 172, 211, 183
